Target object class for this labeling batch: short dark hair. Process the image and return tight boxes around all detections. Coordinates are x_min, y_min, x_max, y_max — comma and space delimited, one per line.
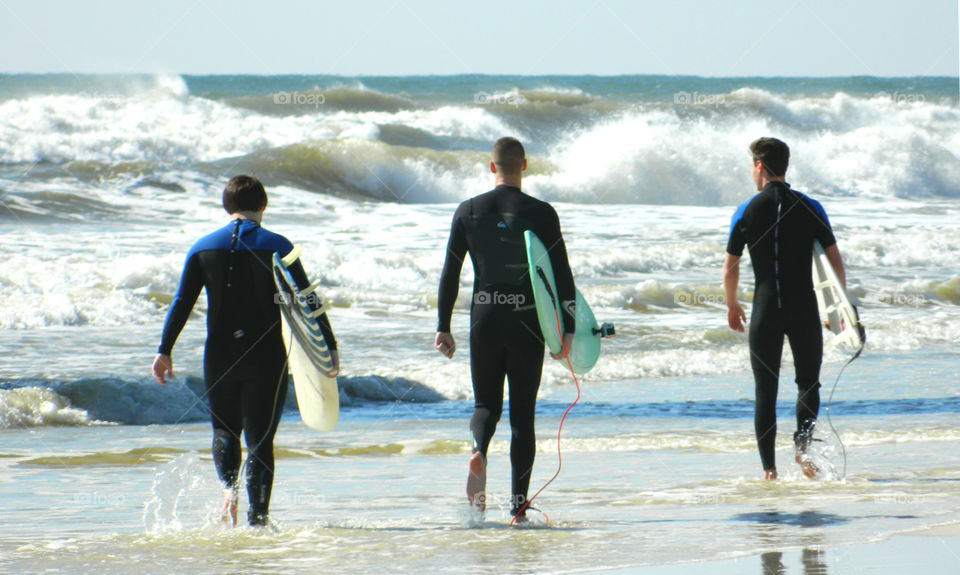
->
492, 137, 525, 175
222, 175, 267, 213
749, 137, 790, 178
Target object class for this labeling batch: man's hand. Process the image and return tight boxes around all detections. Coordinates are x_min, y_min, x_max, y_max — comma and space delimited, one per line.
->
326, 350, 340, 378
551, 332, 575, 360
722, 253, 744, 332
152, 354, 174, 385
727, 302, 746, 332
435, 332, 456, 358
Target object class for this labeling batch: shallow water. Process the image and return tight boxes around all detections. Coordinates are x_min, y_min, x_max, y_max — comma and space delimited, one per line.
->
3, 350, 960, 573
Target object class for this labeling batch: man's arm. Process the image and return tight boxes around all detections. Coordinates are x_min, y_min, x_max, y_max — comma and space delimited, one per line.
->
287, 258, 338, 350
724, 207, 748, 334
807, 196, 841, 288
287, 257, 339, 376
543, 206, 576, 335
824, 243, 846, 290
436, 206, 467, 357
723, 253, 746, 332
154, 253, 204, 384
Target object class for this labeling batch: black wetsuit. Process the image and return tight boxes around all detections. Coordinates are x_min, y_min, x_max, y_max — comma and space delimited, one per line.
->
159, 218, 336, 525
727, 181, 836, 471
437, 185, 575, 514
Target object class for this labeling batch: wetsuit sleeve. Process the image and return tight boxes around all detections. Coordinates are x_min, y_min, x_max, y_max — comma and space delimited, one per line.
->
437, 204, 468, 333
807, 198, 837, 249
543, 206, 577, 334
726, 203, 747, 256
287, 257, 338, 351
158, 252, 204, 355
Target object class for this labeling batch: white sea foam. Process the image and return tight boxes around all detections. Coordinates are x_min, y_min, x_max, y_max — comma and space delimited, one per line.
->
2, 86, 957, 203
2, 81, 959, 405
0, 248, 174, 329
0, 92, 510, 166
527, 89, 960, 204
0, 387, 96, 427
2, 196, 957, 391
143, 453, 220, 533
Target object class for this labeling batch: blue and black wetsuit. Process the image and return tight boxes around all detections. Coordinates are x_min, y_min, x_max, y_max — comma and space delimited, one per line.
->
438, 185, 576, 514
159, 218, 336, 525
727, 181, 836, 471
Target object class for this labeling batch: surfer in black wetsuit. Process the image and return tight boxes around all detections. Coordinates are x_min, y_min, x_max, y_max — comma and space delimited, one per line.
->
434, 137, 576, 520
151, 175, 338, 526
723, 138, 847, 480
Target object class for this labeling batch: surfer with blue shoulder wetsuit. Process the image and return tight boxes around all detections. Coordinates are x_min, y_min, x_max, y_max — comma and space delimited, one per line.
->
151, 175, 339, 526
435, 137, 577, 522
723, 137, 847, 480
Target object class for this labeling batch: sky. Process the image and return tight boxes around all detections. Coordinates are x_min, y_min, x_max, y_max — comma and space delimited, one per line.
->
0, 0, 957, 77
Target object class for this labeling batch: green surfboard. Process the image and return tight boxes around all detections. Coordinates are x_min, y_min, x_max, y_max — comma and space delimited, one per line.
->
524, 230, 612, 374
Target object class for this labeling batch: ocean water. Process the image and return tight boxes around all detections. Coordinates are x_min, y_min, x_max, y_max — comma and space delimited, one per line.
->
1, 74, 959, 573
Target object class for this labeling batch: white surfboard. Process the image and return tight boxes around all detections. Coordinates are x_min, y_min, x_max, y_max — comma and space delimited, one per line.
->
812, 240, 863, 349
273, 246, 339, 431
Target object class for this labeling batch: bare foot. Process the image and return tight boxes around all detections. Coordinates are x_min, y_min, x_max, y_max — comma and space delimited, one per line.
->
795, 423, 819, 479
764, 469, 778, 480
221, 488, 238, 526
466, 452, 486, 512
795, 455, 819, 479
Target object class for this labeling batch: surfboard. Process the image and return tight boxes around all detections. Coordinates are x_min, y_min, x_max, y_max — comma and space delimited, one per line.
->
524, 230, 613, 374
812, 240, 863, 349
272, 246, 339, 431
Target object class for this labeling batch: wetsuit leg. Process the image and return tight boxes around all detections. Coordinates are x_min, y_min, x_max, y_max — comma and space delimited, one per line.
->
205, 348, 288, 526
749, 311, 785, 471
469, 313, 507, 460
241, 370, 288, 526
206, 363, 244, 490
786, 315, 823, 442
505, 310, 545, 514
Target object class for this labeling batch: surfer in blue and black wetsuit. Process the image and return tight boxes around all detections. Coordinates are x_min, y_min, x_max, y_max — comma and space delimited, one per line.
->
434, 137, 576, 521
723, 137, 847, 480
151, 175, 338, 526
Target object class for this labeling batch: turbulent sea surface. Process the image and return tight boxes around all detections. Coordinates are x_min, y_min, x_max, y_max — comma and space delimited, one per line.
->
1, 74, 958, 573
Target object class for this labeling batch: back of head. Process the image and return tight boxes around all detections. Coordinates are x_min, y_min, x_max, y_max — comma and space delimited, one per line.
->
492, 137, 525, 175
749, 137, 790, 178
222, 175, 268, 214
